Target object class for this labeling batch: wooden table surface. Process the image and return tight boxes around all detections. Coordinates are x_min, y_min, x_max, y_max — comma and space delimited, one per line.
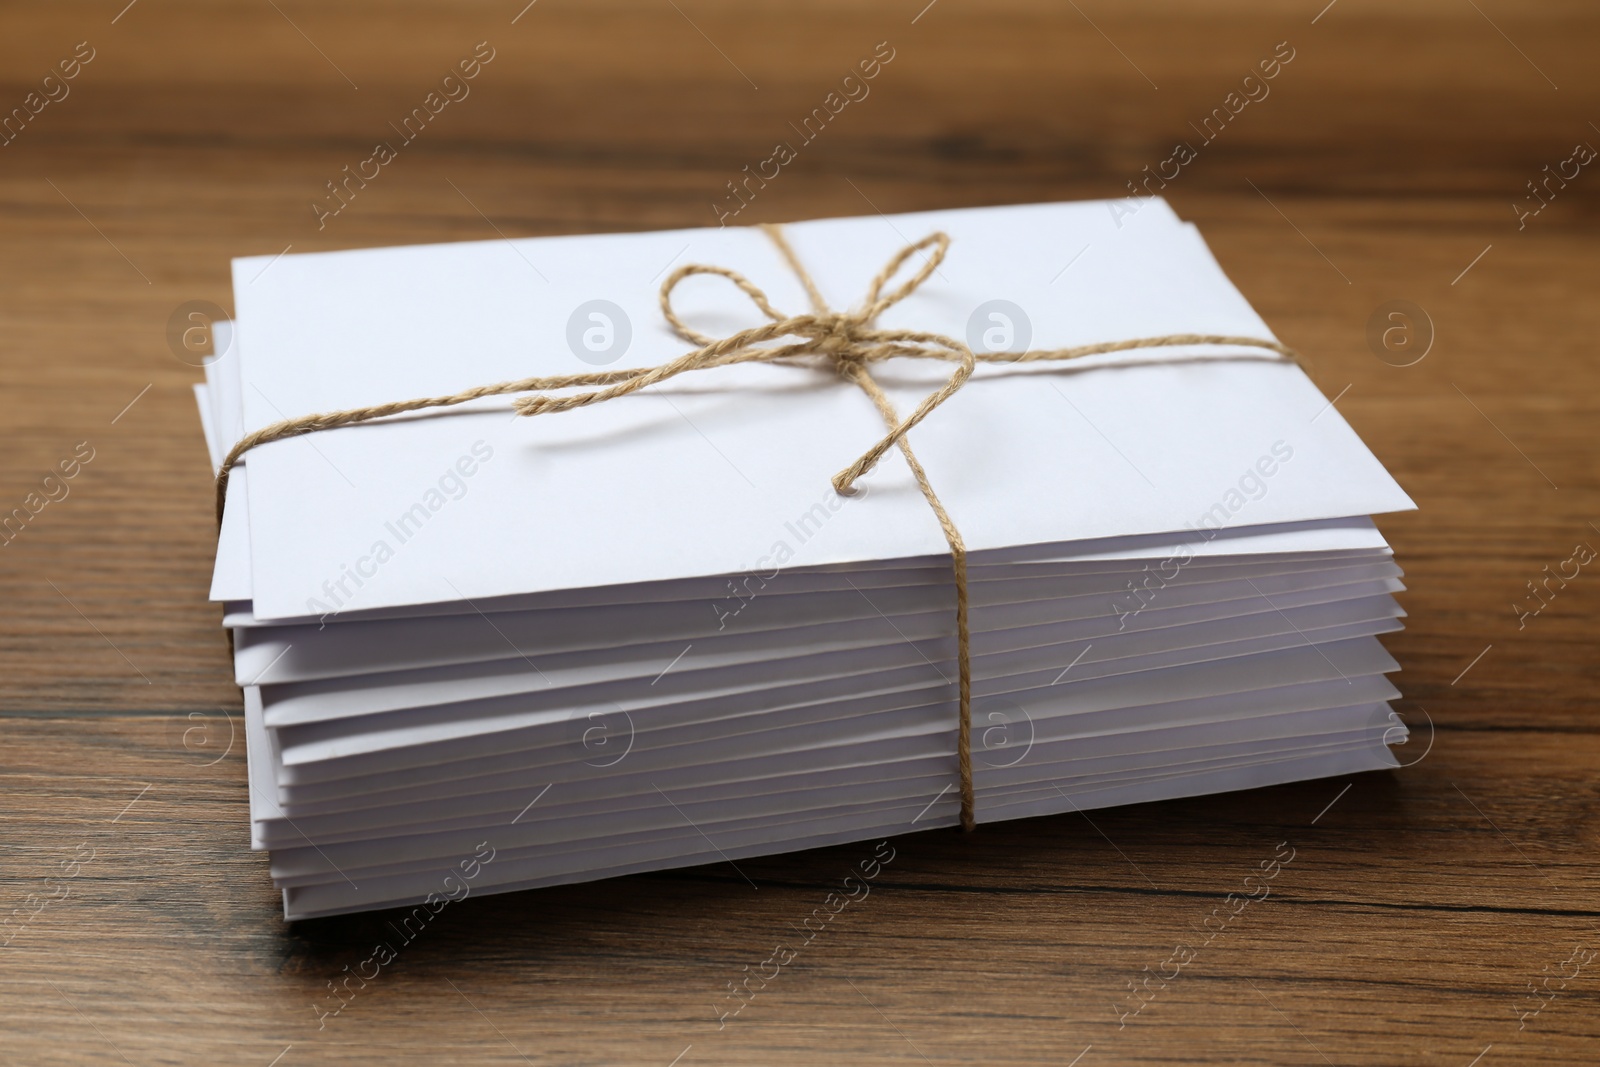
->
3, 1, 1597, 1063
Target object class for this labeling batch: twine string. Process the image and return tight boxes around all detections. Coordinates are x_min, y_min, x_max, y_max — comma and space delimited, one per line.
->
212, 224, 1301, 833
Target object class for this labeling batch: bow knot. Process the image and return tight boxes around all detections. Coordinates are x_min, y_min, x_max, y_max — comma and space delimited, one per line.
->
653, 227, 978, 497
801, 312, 871, 369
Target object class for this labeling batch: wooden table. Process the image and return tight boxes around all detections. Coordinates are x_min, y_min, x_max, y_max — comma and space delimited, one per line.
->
3, 1, 1597, 1063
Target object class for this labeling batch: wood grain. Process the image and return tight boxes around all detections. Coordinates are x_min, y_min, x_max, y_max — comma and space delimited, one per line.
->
2, 1, 1597, 1063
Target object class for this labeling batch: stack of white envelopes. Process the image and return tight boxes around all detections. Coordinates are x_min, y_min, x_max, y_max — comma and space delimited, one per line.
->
193, 198, 1415, 920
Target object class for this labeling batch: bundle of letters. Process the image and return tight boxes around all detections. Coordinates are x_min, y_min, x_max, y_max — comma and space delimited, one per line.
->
194, 199, 1415, 919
